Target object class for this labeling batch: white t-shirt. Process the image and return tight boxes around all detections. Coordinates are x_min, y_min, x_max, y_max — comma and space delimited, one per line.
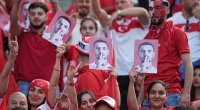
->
104, 17, 149, 76
168, 12, 200, 62
37, 102, 54, 110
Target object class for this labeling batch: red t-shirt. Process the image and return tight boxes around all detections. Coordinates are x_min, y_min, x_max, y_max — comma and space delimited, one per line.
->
14, 28, 56, 82
144, 21, 190, 95
75, 66, 110, 99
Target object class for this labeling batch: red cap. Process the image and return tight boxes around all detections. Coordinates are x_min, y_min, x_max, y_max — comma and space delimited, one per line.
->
77, 37, 90, 56
28, 79, 49, 96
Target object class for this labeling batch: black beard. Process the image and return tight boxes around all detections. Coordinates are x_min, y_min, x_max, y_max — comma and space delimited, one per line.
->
79, 12, 89, 18
151, 18, 165, 25
30, 22, 45, 29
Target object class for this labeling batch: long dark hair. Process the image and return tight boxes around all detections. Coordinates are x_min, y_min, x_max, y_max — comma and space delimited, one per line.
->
77, 90, 96, 107
147, 80, 167, 108
191, 65, 200, 101
27, 90, 46, 110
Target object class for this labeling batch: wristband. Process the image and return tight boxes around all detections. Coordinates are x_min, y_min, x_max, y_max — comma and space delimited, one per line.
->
67, 81, 75, 86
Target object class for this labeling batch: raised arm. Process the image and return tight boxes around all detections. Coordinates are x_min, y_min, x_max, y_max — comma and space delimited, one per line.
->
49, 0, 60, 13
180, 53, 193, 105
47, 44, 66, 108
64, 64, 81, 110
0, 35, 18, 97
137, 74, 145, 106
127, 66, 140, 110
10, 0, 22, 36
109, 67, 121, 108
91, 0, 110, 27
113, 7, 150, 25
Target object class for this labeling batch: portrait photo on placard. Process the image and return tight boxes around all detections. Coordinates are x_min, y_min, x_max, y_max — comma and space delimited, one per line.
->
89, 37, 113, 70
134, 39, 158, 74
42, 10, 76, 46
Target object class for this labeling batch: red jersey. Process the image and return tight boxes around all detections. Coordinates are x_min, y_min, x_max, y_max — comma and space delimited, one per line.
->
144, 21, 190, 95
14, 28, 56, 82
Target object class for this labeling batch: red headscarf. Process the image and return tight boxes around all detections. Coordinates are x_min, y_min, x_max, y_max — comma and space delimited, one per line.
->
28, 79, 49, 96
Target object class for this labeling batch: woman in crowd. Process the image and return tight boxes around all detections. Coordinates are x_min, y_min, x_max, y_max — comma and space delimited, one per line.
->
127, 66, 173, 110
27, 44, 71, 110
27, 79, 49, 110
191, 65, 200, 101
77, 90, 96, 110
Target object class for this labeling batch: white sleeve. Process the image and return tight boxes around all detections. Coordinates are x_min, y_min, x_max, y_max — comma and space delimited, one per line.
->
36, 102, 55, 110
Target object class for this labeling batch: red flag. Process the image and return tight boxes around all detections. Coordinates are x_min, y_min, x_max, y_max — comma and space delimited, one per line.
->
99, 76, 118, 110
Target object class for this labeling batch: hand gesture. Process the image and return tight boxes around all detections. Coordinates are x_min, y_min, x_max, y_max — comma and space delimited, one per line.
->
68, 62, 81, 79
57, 93, 70, 109
128, 66, 138, 82
108, 11, 119, 26
8, 35, 18, 57
71, 9, 79, 21
108, 66, 118, 79
56, 44, 66, 59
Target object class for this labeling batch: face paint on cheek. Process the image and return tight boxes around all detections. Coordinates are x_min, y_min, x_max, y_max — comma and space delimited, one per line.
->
153, 1, 166, 18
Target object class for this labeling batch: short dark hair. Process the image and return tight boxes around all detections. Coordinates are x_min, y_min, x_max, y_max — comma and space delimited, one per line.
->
93, 39, 108, 48
77, 90, 96, 107
194, 65, 200, 71
80, 17, 98, 32
57, 16, 71, 27
28, 2, 48, 13
138, 42, 154, 51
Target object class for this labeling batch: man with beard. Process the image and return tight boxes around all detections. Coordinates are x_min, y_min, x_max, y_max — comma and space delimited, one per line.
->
168, 0, 200, 86
142, 0, 193, 108
91, 0, 150, 109
10, 1, 58, 95
68, 0, 104, 45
